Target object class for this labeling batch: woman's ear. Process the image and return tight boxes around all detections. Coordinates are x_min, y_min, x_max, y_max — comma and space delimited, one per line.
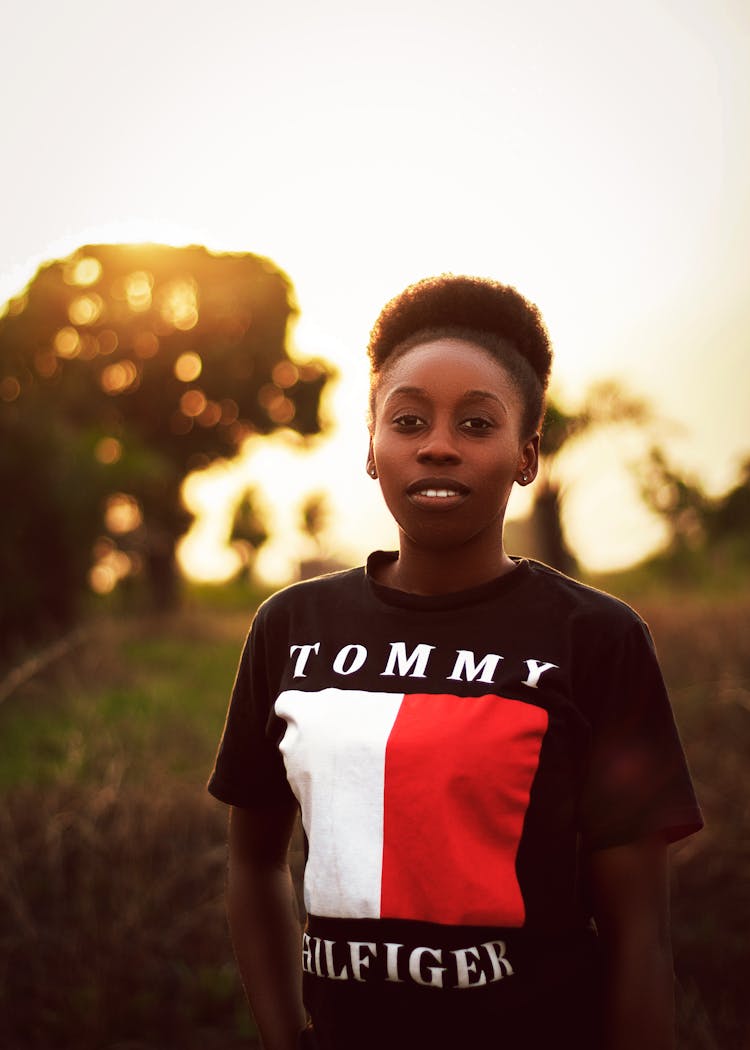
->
366, 437, 378, 479
517, 433, 540, 485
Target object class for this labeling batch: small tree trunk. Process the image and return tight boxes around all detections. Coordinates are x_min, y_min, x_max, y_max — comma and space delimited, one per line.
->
144, 530, 181, 610
532, 484, 578, 576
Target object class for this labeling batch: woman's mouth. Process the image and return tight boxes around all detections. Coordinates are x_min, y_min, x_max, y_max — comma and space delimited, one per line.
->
406, 479, 470, 505
415, 488, 461, 498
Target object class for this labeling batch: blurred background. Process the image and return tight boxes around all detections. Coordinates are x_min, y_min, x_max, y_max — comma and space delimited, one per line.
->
1, 1, 748, 1047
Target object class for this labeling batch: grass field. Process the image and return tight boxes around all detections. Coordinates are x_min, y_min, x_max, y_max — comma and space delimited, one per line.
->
0, 591, 747, 1049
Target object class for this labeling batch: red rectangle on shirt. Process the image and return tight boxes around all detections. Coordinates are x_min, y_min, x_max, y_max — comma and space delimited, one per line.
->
380, 693, 548, 926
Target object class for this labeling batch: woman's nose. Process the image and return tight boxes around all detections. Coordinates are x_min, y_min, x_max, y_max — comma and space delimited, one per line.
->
416, 424, 461, 463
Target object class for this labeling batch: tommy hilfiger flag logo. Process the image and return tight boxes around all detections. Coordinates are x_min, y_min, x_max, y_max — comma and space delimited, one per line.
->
275, 688, 548, 926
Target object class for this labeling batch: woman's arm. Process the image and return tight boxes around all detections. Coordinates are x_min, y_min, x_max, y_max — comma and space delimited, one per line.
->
227, 800, 307, 1050
588, 835, 675, 1050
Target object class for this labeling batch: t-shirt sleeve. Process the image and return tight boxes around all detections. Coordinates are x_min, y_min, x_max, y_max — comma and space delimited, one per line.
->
207, 609, 296, 809
579, 616, 703, 851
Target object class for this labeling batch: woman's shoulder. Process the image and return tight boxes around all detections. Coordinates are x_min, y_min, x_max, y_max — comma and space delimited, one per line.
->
255, 564, 367, 620
523, 558, 648, 633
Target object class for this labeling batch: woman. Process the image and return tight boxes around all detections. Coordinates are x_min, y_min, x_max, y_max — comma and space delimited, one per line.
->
208, 275, 702, 1050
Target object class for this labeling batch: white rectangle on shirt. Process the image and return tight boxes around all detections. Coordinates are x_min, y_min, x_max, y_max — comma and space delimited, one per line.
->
275, 688, 404, 918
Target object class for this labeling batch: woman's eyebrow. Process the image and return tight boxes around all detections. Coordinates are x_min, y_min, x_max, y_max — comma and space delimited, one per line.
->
464, 389, 504, 405
382, 384, 428, 404
384, 386, 504, 404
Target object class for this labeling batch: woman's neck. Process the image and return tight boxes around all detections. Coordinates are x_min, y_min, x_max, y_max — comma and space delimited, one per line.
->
378, 537, 516, 596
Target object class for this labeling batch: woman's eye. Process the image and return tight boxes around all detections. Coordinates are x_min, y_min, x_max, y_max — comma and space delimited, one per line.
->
393, 414, 425, 428
461, 417, 493, 431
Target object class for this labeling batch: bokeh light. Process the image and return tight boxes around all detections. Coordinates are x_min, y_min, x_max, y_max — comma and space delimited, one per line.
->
180, 388, 207, 417
104, 493, 142, 534
89, 562, 118, 595
68, 292, 104, 326
257, 382, 296, 424
94, 436, 123, 465
65, 255, 102, 287
158, 278, 199, 330
78, 334, 100, 360
267, 397, 295, 424
54, 327, 81, 358
3, 294, 28, 318
1, 376, 21, 402
100, 360, 139, 394
197, 400, 222, 427
219, 398, 239, 425
174, 351, 202, 382
123, 271, 153, 312
88, 540, 133, 594
98, 329, 119, 355
272, 361, 299, 388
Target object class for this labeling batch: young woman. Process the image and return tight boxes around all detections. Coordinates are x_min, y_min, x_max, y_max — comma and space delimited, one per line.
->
208, 275, 702, 1050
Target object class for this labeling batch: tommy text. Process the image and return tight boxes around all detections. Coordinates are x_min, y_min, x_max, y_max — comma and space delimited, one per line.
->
289, 641, 558, 689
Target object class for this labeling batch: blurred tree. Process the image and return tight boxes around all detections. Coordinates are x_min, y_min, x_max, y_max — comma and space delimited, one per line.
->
297, 491, 344, 580
637, 448, 750, 569
300, 491, 329, 556
706, 457, 750, 552
637, 447, 710, 553
0, 244, 334, 659
229, 489, 270, 580
535, 381, 653, 573
0, 415, 104, 648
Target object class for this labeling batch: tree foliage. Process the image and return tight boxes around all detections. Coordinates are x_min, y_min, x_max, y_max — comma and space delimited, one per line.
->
536, 379, 750, 581
0, 243, 334, 659
638, 448, 750, 569
637, 447, 711, 552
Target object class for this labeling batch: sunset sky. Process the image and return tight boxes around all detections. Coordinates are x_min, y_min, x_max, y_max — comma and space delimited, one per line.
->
2, 0, 749, 578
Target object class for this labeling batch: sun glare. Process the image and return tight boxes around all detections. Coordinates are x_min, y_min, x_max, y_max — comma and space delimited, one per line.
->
158, 278, 199, 331
179, 462, 247, 583
0, 218, 208, 310
3, 195, 734, 584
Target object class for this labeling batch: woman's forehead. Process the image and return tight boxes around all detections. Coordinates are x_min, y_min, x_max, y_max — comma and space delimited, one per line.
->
378, 336, 517, 390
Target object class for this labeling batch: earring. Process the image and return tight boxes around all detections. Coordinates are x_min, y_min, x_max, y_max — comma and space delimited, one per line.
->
368, 465, 377, 478
521, 473, 528, 483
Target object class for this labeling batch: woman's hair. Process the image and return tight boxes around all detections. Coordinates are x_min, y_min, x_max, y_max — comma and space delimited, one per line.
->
367, 274, 553, 437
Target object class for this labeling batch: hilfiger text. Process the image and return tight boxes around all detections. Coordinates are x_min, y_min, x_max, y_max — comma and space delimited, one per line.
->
302, 932, 514, 989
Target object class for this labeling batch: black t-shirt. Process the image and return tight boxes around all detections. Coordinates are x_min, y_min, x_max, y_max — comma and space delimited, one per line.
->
209, 553, 702, 1049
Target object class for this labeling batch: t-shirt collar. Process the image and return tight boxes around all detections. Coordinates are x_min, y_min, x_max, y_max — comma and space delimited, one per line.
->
365, 550, 530, 611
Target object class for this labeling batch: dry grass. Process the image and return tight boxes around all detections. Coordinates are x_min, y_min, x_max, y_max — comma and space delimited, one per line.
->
0, 611, 257, 1050
0, 774, 257, 1050
641, 597, 750, 1050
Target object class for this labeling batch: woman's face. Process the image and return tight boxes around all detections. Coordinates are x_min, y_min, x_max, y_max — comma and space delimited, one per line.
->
368, 337, 539, 557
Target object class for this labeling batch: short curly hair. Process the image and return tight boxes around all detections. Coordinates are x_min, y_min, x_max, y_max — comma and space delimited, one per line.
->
367, 274, 553, 437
